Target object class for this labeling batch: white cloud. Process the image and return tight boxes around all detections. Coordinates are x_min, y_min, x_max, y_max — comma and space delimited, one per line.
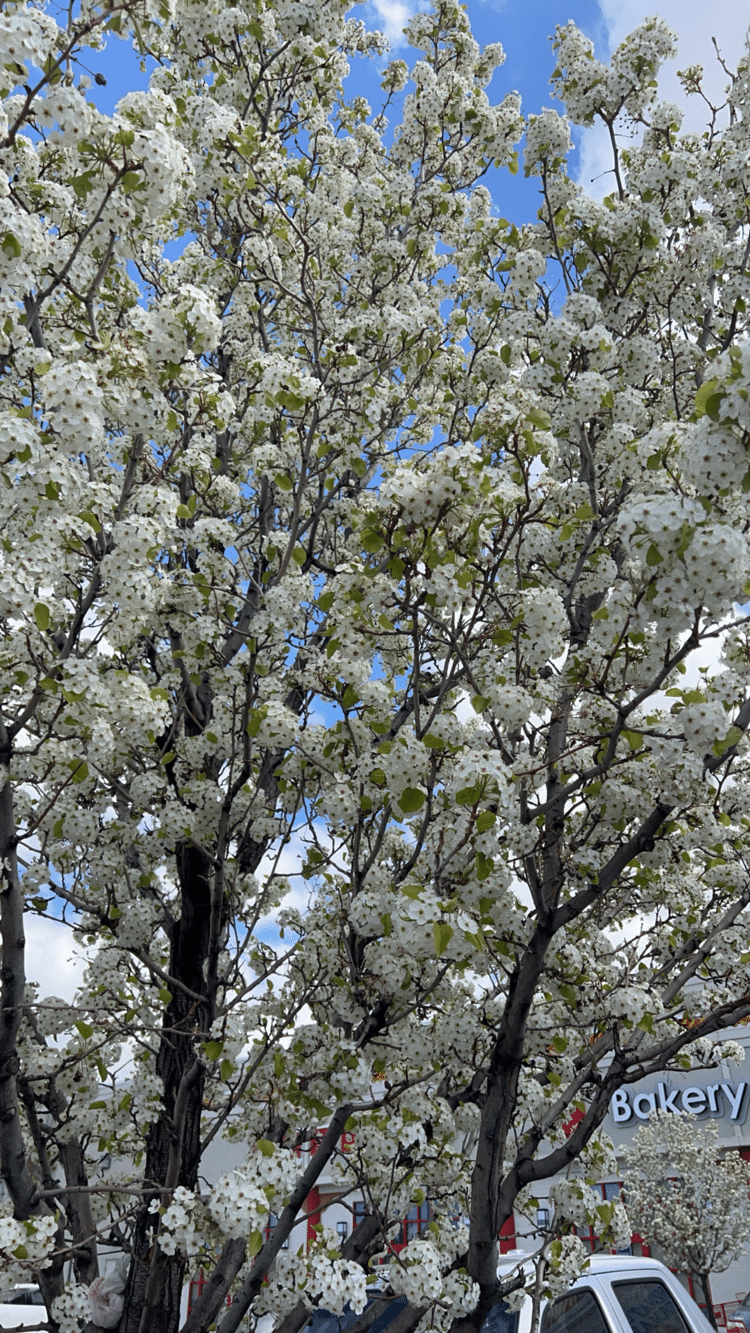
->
25, 914, 84, 1003
363, 0, 419, 48
577, 1, 750, 194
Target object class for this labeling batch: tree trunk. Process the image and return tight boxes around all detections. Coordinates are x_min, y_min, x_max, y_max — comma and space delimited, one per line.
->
119, 843, 211, 1333
698, 1273, 717, 1331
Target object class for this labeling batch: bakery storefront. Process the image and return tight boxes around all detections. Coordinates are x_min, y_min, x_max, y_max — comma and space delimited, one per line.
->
530, 1033, 750, 1327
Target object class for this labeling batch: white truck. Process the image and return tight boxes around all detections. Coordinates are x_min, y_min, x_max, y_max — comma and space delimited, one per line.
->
491, 1255, 717, 1333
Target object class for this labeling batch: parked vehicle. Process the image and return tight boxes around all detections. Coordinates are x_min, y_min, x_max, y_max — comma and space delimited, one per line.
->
734, 1292, 750, 1332
0, 1285, 46, 1331
491, 1254, 716, 1333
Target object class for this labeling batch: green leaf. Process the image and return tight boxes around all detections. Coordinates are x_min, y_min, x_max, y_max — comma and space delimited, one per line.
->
500, 344, 512, 366
158, 987, 172, 1004
455, 785, 480, 805
256, 1139, 275, 1156
75, 1020, 94, 1040
713, 725, 743, 759
34, 603, 50, 632
362, 529, 384, 554
275, 473, 294, 491
204, 1040, 224, 1061
433, 921, 454, 957
342, 685, 359, 711
343, 199, 354, 218
646, 543, 662, 566
220, 1058, 234, 1081
121, 169, 143, 195
492, 627, 514, 646
705, 392, 725, 422
70, 761, 89, 784
463, 928, 485, 951
526, 407, 551, 430
247, 708, 267, 738
317, 590, 334, 613
475, 810, 496, 833
559, 983, 576, 1003
176, 503, 191, 519
695, 379, 720, 425
552, 1034, 568, 1053
471, 695, 491, 713
291, 546, 306, 566
79, 511, 101, 533
1, 232, 21, 258
637, 1013, 654, 1034
248, 1229, 264, 1256
398, 787, 425, 814
369, 767, 386, 785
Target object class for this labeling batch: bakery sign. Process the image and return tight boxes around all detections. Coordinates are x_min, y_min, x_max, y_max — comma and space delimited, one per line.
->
610, 1079, 748, 1125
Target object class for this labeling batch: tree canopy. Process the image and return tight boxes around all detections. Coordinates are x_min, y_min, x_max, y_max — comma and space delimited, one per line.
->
622, 1114, 750, 1329
1, 2, 750, 1331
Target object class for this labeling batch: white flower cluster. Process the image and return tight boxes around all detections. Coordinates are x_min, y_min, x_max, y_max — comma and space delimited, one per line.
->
682, 420, 748, 495
681, 700, 730, 758
256, 1227, 368, 1320
552, 17, 676, 124
521, 587, 567, 669
543, 1235, 589, 1300
43, 360, 104, 450
209, 1144, 300, 1239
485, 682, 533, 733
390, 1235, 479, 1333
129, 284, 221, 361
617, 494, 749, 619
51, 1283, 92, 1333
0, 1211, 57, 1286
524, 109, 572, 174
150, 1186, 202, 1257
0, 5, 59, 85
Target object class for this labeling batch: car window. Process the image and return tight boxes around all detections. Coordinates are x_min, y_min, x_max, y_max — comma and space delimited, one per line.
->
541, 1288, 609, 1333
612, 1280, 690, 1333
29, 1289, 46, 1305
484, 1299, 520, 1333
0, 1289, 31, 1304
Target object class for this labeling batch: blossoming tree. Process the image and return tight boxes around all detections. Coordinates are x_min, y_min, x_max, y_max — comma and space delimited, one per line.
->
1, 0, 750, 1330
622, 1116, 750, 1330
